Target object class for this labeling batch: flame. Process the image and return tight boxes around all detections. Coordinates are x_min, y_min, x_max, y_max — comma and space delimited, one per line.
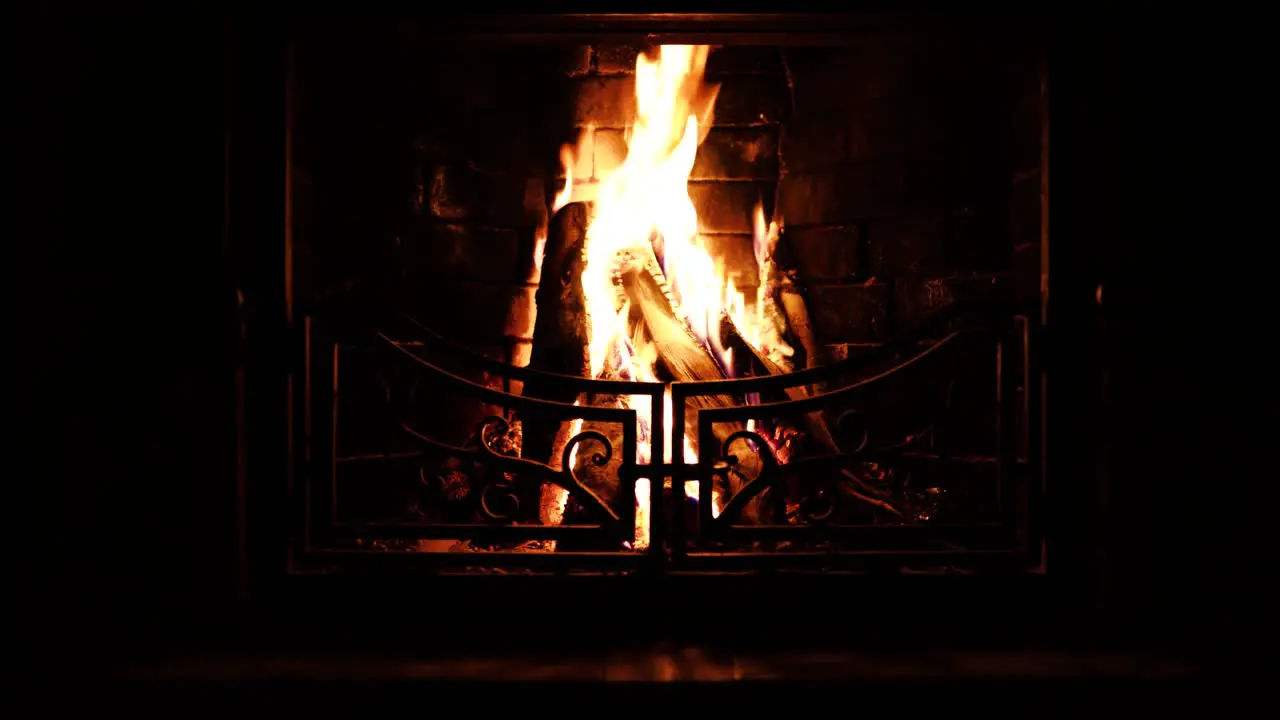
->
555, 46, 776, 550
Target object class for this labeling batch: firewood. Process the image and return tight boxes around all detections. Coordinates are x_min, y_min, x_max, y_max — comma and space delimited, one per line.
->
613, 245, 773, 523
778, 272, 832, 391
521, 202, 590, 465
557, 412, 635, 542
719, 313, 837, 452
615, 247, 741, 438
519, 202, 591, 526
569, 356, 634, 518
720, 313, 904, 519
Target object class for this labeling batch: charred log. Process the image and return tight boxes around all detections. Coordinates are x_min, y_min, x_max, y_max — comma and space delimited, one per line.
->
518, 203, 591, 525
521, 202, 590, 454
778, 273, 831, 379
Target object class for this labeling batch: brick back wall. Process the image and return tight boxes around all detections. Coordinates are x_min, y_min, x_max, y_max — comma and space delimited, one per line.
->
293, 31, 578, 347
776, 29, 1019, 357
294, 29, 586, 447
403, 45, 586, 369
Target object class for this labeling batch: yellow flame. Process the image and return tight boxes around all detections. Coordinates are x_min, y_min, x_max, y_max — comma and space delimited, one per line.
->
556, 46, 770, 550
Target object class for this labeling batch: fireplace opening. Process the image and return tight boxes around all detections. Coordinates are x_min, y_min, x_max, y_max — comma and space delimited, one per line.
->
286, 15, 1047, 575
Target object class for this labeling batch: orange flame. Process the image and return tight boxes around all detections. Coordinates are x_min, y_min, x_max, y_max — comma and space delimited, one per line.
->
555, 46, 783, 550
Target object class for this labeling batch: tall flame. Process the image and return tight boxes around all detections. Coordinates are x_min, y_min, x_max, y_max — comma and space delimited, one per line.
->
556, 46, 790, 550
574, 46, 718, 381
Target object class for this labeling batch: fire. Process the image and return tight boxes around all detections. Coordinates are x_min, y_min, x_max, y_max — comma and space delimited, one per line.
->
554, 45, 788, 550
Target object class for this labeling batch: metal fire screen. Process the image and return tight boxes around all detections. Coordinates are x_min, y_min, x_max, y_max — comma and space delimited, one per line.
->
289, 301, 1040, 574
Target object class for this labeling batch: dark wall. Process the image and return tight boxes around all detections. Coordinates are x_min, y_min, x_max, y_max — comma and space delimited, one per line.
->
778, 30, 1015, 350
17, 5, 241, 661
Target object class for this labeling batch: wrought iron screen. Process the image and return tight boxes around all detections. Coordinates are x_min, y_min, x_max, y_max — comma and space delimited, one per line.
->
290, 302, 1038, 574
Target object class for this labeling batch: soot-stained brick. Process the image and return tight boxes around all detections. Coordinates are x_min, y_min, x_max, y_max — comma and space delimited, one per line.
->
412, 282, 537, 345
777, 162, 907, 225
784, 226, 862, 280
691, 128, 779, 180
689, 181, 773, 234
779, 116, 848, 173
426, 164, 545, 227
402, 223, 521, 284
572, 76, 636, 127
806, 283, 890, 343
706, 46, 785, 76
893, 273, 1012, 333
712, 76, 790, 126
595, 44, 642, 74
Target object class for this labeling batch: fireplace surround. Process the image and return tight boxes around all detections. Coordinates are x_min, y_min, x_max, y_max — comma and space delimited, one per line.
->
223, 10, 1057, 644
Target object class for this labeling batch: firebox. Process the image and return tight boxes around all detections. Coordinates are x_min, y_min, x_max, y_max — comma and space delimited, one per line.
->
260, 12, 1049, 579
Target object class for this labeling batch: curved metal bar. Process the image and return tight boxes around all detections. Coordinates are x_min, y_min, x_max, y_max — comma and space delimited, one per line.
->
396, 316, 663, 398
380, 331, 640, 423
711, 431, 780, 525
774, 422, 935, 480
400, 419, 621, 523
561, 429, 611, 474
782, 444, 928, 476
394, 300, 1010, 399
832, 409, 871, 454
695, 329, 989, 424
677, 301, 1008, 395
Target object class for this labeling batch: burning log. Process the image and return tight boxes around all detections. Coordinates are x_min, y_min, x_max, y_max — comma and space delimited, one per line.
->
778, 273, 832, 383
520, 202, 591, 525
521, 201, 589, 458
615, 246, 742, 441
558, 399, 633, 540
613, 245, 774, 523
719, 314, 834, 449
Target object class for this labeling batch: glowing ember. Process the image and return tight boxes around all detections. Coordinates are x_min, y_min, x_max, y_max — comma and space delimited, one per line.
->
555, 45, 788, 550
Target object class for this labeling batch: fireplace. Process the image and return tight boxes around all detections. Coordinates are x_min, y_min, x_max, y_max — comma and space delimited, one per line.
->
256, 12, 1048, 581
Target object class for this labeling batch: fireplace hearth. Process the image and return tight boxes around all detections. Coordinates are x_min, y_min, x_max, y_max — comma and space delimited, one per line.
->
274, 12, 1047, 577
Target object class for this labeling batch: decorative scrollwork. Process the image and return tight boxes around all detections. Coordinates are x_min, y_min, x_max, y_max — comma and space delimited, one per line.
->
561, 429, 613, 476
833, 409, 870, 454
399, 418, 622, 525
712, 430, 780, 525
477, 415, 521, 458
371, 304, 1014, 553
721, 430, 778, 472
798, 488, 836, 523
479, 477, 521, 521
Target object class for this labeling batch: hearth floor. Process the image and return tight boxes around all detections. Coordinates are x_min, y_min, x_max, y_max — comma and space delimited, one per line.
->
112, 647, 1194, 681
